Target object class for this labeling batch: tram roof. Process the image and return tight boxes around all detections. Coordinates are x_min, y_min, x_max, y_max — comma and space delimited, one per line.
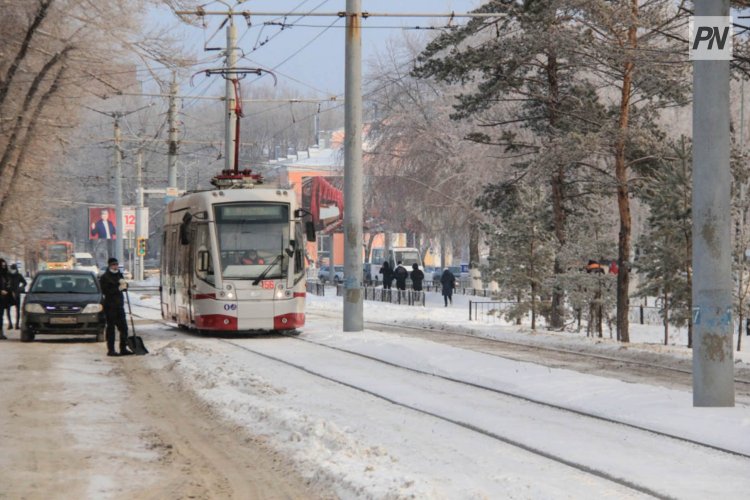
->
167, 187, 296, 213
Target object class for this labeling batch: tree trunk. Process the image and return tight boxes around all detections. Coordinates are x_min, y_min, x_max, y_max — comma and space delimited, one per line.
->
364, 232, 377, 262
546, 49, 566, 330
469, 222, 482, 289
663, 286, 669, 346
0, 0, 54, 110
614, 1, 638, 344
0, 64, 66, 230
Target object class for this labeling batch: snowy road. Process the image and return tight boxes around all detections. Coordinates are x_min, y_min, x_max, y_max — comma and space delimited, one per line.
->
3, 287, 749, 499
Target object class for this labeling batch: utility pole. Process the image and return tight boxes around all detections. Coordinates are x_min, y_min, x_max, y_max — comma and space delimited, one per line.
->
225, 18, 238, 172
168, 73, 179, 189
114, 117, 124, 264
343, 0, 364, 331
135, 149, 144, 281
692, 0, 734, 406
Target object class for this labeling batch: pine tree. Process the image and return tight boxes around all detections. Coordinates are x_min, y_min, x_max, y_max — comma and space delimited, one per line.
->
414, 0, 607, 329
635, 138, 692, 346
478, 180, 554, 330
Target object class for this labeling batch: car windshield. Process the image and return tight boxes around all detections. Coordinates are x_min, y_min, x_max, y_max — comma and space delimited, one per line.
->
31, 274, 98, 293
76, 258, 95, 266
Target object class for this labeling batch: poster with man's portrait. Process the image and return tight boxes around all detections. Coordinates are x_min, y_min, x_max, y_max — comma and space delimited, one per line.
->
89, 207, 117, 240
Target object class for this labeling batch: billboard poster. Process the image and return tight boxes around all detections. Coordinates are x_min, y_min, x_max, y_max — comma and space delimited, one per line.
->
301, 176, 344, 233
89, 207, 117, 240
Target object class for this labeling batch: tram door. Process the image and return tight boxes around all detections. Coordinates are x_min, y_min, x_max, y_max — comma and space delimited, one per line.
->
167, 227, 178, 319
187, 226, 196, 324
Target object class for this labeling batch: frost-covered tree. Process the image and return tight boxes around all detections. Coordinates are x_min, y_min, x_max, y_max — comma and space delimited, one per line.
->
635, 138, 692, 346
478, 179, 555, 330
414, 0, 611, 329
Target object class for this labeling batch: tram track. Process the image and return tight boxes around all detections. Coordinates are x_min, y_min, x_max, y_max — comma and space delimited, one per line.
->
307, 310, 750, 390
128, 303, 750, 393
234, 335, 750, 458
125, 302, 750, 496
215, 336, 748, 500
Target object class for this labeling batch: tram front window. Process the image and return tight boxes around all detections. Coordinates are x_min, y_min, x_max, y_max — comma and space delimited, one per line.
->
215, 203, 290, 280
47, 245, 69, 263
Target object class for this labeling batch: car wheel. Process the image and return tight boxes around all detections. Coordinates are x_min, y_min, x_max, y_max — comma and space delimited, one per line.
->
96, 329, 105, 342
20, 328, 34, 342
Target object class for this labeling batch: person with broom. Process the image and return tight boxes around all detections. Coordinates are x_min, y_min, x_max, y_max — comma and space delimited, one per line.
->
100, 257, 132, 357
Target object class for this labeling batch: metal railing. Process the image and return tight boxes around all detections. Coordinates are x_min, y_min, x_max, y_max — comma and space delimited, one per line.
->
469, 300, 515, 322
306, 281, 325, 296
336, 284, 425, 306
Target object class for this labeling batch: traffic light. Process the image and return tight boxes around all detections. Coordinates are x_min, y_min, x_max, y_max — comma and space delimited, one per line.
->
136, 237, 147, 257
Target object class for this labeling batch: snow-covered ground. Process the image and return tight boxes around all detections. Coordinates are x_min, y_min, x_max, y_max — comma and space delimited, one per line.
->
125, 285, 750, 498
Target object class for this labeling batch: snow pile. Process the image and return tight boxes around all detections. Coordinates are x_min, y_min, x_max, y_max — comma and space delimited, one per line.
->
153, 339, 441, 499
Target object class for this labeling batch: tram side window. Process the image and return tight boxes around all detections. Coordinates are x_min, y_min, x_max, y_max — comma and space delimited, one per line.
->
195, 224, 215, 285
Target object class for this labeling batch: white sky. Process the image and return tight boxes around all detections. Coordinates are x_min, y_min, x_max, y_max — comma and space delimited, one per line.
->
147, 0, 484, 97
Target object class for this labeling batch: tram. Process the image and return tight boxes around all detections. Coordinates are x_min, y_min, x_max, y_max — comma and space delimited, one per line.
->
25, 240, 75, 273
160, 170, 315, 332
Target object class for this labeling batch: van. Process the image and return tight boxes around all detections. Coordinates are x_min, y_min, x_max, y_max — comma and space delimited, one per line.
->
73, 252, 99, 274
369, 247, 423, 284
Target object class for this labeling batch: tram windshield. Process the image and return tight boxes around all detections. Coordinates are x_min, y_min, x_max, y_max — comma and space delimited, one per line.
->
215, 203, 290, 280
47, 244, 70, 263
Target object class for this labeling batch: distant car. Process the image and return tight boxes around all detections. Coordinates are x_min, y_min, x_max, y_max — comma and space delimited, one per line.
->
21, 270, 105, 343
73, 252, 99, 274
318, 265, 344, 284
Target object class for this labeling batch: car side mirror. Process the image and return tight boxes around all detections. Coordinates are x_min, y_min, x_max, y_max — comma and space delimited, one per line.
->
179, 212, 192, 245
305, 221, 316, 242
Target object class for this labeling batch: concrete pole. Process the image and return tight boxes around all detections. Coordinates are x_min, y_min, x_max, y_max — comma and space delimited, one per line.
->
225, 19, 238, 172
114, 116, 124, 265
692, 0, 734, 406
135, 149, 144, 281
343, 0, 363, 331
167, 74, 178, 189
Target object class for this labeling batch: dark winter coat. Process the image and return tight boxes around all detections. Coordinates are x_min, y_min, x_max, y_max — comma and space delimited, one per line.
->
8, 271, 26, 303
379, 262, 393, 288
393, 265, 409, 290
440, 269, 456, 297
410, 266, 424, 291
0, 270, 12, 307
100, 269, 126, 310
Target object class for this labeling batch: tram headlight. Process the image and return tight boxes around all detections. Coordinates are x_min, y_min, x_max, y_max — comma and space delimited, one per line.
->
275, 289, 285, 299
227, 292, 234, 299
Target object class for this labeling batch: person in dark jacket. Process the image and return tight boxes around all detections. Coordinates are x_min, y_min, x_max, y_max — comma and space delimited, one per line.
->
410, 263, 424, 292
393, 261, 409, 291
0, 259, 11, 339
6, 264, 26, 330
379, 261, 393, 289
100, 257, 131, 356
440, 267, 456, 307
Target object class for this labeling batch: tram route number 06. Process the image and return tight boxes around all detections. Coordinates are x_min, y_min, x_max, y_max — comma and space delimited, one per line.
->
224, 304, 237, 311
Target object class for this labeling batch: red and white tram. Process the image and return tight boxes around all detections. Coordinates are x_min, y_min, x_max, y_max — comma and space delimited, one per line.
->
161, 171, 315, 332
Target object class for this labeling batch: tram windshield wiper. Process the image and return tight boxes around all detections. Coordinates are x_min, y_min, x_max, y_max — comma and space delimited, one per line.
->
252, 254, 282, 285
